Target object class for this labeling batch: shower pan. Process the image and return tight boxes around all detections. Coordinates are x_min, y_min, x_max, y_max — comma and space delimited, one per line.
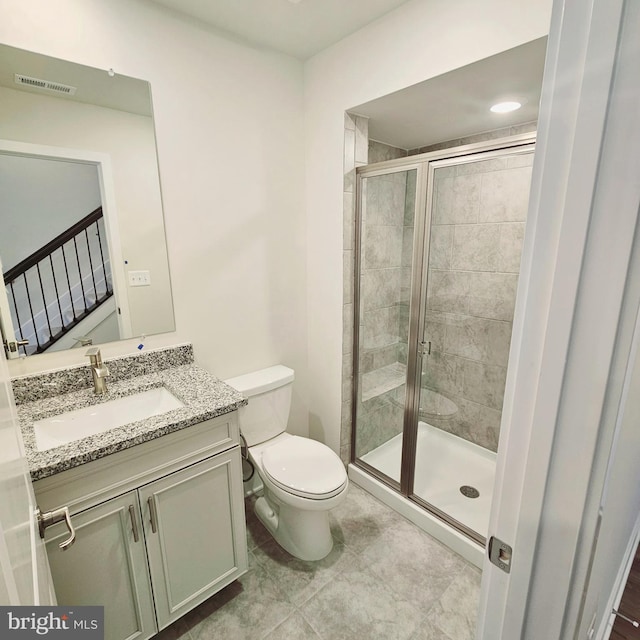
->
351, 134, 535, 549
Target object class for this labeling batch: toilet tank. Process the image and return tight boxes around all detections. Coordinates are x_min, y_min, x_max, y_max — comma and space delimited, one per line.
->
224, 365, 295, 447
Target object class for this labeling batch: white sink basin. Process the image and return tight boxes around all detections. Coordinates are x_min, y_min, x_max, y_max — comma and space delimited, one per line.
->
33, 387, 184, 452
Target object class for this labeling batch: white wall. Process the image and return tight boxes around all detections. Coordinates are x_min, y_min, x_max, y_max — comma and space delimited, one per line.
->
303, 0, 553, 450
0, 0, 308, 433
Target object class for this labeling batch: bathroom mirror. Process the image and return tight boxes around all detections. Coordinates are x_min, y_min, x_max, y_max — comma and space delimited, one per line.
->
0, 43, 175, 358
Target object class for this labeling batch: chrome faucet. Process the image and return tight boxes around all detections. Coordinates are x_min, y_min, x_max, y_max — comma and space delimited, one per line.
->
85, 347, 110, 394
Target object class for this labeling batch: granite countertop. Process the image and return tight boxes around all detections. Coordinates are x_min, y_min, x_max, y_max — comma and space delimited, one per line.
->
19, 363, 247, 481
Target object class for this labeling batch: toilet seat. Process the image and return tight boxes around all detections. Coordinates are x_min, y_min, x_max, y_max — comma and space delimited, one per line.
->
261, 436, 347, 500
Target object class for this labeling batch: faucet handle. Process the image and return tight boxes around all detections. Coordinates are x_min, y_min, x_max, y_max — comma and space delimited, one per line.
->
85, 347, 101, 358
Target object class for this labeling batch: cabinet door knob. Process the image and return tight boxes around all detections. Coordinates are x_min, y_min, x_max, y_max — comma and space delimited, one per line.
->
147, 497, 158, 534
36, 506, 76, 551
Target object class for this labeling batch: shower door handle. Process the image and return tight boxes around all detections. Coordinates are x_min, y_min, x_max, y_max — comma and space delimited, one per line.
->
419, 341, 431, 356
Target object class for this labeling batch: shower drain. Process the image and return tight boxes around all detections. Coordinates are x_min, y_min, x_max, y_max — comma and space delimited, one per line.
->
460, 485, 480, 499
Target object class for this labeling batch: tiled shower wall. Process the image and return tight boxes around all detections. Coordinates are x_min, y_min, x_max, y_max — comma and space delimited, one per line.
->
422, 153, 533, 450
341, 121, 535, 463
341, 113, 369, 464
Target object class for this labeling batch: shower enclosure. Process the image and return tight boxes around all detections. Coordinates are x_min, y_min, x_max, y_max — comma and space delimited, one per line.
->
351, 134, 535, 545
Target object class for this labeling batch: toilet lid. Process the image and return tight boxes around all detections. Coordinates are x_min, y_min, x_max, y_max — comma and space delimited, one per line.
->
261, 436, 347, 499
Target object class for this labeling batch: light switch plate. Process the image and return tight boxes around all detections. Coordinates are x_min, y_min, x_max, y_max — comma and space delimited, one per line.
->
128, 270, 151, 287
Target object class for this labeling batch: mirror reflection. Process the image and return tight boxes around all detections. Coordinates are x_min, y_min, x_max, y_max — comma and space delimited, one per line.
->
0, 44, 175, 357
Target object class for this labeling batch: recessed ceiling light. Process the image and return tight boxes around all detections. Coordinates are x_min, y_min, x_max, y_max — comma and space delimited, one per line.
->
490, 101, 522, 114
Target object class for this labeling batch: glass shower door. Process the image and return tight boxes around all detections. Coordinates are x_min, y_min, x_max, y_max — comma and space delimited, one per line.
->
414, 148, 534, 540
353, 167, 419, 487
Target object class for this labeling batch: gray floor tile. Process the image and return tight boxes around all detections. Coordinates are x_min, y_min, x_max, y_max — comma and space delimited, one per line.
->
252, 537, 360, 606
187, 554, 296, 640
263, 612, 322, 639
422, 565, 482, 640
360, 516, 467, 610
299, 555, 424, 640
328, 483, 404, 554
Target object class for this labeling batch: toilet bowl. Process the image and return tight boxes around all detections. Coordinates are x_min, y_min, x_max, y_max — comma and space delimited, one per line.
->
225, 365, 348, 561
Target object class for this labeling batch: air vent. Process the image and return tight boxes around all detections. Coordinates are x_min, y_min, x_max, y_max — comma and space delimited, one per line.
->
14, 74, 77, 96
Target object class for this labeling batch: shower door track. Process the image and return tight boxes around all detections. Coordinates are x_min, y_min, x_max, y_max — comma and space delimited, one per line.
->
351, 133, 536, 547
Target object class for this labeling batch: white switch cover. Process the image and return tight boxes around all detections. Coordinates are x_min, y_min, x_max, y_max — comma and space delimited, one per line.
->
128, 270, 151, 287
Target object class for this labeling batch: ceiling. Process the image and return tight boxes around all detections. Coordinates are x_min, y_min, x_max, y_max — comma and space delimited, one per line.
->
353, 38, 548, 151
148, 0, 412, 59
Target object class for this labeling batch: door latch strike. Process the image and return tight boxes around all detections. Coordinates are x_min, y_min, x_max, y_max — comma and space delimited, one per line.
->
488, 536, 513, 573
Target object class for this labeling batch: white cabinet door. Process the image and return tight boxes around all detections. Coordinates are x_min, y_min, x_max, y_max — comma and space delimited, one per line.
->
140, 449, 248, 630
45, 491, 156, 640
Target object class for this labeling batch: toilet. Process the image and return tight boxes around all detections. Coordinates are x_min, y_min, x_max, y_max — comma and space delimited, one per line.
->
225, 365, 348, 561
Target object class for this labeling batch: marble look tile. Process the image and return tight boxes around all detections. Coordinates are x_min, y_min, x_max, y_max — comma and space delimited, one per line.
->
343, 191, 354, 250
451, 223, 500, 272
429, 225, 454, 270
342, 304, 353, 355
363, 224, 403, 269
329, 484, 402, 554
344, 128, 355, 174
423, 565, 482, 640
498, 222, 526, 273
455, 157, 508, 176
420, 352, 464, 398
478, 166, 532, 223
368, 140, 407, 164
361, 517, 466, 611
424, 311, 451, 354
507, 152, 535, 168
453, 397, 502, 451
343, 251, 354, 304
344, 168, 355, 193
467, 272, 518, 321
510, 120, 537, 135
433, 176, 453, 224
264, 612, 322, 640
449, 175, 482, 224
252, 538, 359, 607
360, 268, 402, 311
460, 359, 508, 411
445, 316, 512, 366
299, 556, 423, 640
365, 177, 407, 226
405, 170, 417, 224
402, 225, 414, 267
354, 116, 369, 164
427, 270, 470, 315
188, 557, 295, 640
361, 306, 399, 350
344, 112, 356, 131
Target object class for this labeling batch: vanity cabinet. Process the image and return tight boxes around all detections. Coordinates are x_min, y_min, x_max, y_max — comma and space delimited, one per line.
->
35, 412, 248, 640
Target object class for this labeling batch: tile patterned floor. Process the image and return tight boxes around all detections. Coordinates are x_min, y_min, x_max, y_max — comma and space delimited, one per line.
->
155, 484, 481, 640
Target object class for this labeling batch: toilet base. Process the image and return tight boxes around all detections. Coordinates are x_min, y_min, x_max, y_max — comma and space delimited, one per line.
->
254, 494, 334, 561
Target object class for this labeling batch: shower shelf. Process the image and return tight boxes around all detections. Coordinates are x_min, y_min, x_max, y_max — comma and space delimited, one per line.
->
361, 362, 406, 402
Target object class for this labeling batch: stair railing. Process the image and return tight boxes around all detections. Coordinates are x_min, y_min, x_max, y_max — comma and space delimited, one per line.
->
3, 207, 113, 355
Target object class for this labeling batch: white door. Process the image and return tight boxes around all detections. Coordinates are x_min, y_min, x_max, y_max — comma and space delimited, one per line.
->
477, 0, 640, 637
0, 341, 54, 603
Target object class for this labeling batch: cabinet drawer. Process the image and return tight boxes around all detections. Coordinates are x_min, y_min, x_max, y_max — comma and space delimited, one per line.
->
34, 411, 239, 514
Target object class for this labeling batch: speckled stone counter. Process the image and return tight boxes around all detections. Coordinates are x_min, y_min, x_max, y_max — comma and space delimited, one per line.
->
14, 346, 247, 481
